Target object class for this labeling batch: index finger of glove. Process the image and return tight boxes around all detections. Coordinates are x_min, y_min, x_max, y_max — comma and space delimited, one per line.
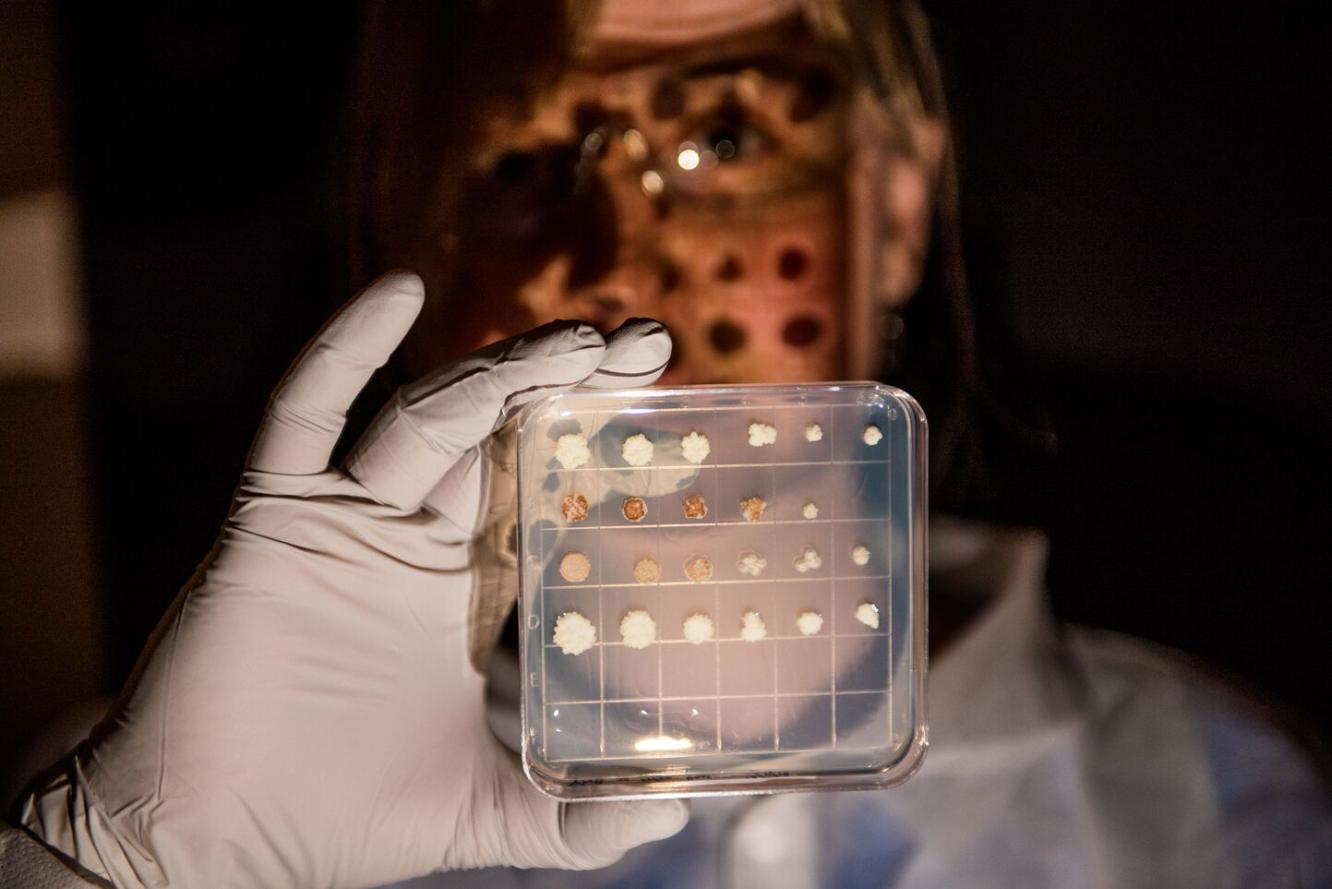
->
248, 271, 425, 474
345, 321, 606, 511
580, 318, 672, 389
422, 316, 675, 524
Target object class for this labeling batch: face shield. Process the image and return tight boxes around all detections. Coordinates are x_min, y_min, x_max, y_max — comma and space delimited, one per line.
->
432, 11, 917, 387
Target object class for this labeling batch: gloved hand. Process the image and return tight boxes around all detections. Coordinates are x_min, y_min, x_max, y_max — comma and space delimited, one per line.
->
18, 272, 687, 889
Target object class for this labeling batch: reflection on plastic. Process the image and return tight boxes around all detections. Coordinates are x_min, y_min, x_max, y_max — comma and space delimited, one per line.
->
635, 735, 695, 753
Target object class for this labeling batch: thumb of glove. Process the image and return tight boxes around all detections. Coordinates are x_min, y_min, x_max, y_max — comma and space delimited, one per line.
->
560, 799, 690, 868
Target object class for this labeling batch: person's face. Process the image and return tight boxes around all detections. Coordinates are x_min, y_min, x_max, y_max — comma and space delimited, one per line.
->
405, 15, 941, 386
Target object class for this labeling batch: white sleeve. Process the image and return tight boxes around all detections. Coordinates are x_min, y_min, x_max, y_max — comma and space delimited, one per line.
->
0, 826, 107, 889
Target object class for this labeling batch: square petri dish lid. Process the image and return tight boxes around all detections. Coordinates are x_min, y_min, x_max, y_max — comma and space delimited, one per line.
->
514, 382, 927, 800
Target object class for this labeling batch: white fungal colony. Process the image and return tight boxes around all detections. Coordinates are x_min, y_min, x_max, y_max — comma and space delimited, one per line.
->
621, 433, 654, 466
862, 424, 883, 446
804, 422, 823, 442
736, 550, 768, 576
793, 546, 823, 574
851, 545, 871, 566
740, 610, 768, 642
554, 433, 591, 469
855, 602, 881, 629
619, 609, 658, 649
681, 431, 711, 464
747, 422, 777, 447
796, 610, 824, 636
682, 612, 716, 644
802, 501, 819, 519
553, 611, 596, 655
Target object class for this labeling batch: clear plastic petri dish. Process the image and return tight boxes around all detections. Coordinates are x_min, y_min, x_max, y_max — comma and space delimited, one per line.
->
515, 382, 927, 800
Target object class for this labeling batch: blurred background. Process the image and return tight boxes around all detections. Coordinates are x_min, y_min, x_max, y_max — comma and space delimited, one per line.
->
2, 0, 1328, 789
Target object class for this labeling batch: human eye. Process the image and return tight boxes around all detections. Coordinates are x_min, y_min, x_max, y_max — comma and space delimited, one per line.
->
466, 144, 582, 237
487, 147, 580, 199
685, 108, 772, 166
674, 101, 776, 172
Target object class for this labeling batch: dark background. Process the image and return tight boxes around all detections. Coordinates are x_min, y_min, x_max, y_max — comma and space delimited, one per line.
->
10, 1, 1329, 763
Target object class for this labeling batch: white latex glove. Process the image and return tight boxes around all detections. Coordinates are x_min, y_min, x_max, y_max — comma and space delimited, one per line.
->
18, 272, 686, 889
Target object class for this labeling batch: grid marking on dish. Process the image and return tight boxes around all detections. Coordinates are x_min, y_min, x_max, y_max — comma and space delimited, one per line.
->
543, 574, 888, 592
887, 426, 894, 749
557, 459, 887, 472
596, 451, 606, 757
769, 459, 780, 750
544, 630, 888, 650
534, 397, 895, 763
547, 742, 894, 764
539, 485, 547, 759
657, 565, 664, 742
829, 411, 837, 749
713, 408, 723, 755
548, 688, 887, 706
